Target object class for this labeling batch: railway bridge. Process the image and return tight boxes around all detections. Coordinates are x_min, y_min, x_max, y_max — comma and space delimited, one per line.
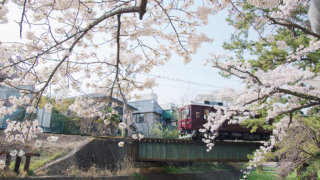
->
131, 138, 262, 162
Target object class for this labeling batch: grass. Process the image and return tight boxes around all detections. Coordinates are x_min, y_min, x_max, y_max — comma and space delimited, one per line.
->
29, 151, 64, 172
164, 162, 229, 174
245, 170, 296, 180
8, 151, 64, 174
245, 166, 320, 180
7, 151, 64, 176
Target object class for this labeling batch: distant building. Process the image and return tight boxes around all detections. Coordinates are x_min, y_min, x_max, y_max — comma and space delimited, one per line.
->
67, 93, 137, 135
0, 63, 51, 130
128, 99, 163, 136
161, 103, 177, 126
0, 86, 52, 130
77, 93, 137, 121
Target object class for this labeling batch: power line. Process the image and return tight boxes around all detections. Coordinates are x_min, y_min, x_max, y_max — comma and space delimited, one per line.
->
159, 83, 215, 92
138, 73, 220, 89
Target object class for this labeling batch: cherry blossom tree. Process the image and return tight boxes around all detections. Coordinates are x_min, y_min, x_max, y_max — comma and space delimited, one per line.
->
200, 0, 320, 179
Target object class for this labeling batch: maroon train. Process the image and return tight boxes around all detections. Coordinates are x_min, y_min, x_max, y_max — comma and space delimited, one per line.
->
178, 101, 270, 140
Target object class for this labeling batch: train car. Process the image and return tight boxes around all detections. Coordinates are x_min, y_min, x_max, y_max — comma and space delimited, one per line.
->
178, 101, 270, 141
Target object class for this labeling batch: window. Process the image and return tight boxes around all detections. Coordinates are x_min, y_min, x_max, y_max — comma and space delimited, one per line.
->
182, 109, 186, 120
135, 113, 145, 123
196, 112, 200, 118
185, 106, 191, 118
180, 106, 191, 120
204, 109, 209, 119
139, 114, 144, 123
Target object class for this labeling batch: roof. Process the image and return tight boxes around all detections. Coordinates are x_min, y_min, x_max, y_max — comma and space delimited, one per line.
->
128, 100, 163, 114
68, 93, 137, 110
178, 103, 224, 110
0, 86, 33, 101
162, 110, 173, 119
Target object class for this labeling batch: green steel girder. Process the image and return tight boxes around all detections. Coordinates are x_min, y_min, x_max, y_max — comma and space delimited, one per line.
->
137, 141, 262, 162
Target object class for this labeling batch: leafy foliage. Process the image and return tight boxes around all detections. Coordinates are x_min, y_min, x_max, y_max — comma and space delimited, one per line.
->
39, 97, 81, 134
149, 123, 179, 139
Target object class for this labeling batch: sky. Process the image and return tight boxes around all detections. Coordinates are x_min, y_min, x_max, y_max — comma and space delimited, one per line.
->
136, 10, 243, 105
0, 3, 244, 106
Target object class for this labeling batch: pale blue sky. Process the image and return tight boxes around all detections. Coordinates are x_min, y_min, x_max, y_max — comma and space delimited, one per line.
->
138, 10, 243, 105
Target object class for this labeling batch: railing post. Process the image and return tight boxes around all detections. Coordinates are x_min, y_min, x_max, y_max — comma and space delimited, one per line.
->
14, 156, 21, 173
24, 155, 31, 172
5, 153, 11, 170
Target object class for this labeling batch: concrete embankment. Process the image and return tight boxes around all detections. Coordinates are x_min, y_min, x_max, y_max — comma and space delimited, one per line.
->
35, 137, 134, 175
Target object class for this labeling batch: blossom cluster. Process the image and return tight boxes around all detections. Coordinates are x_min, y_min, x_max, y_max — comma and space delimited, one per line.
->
247, 0, 280, 9
132, 133, 144, 140
0, 2, 8, 24
4, 119, 43, 144
103, 109, 118, 126
271, 0, 309, 19
0, 159, 5, 170
117, 133, 144, 148
0, 96, 32, 119
68, 96, 106, 119
2, 119, 47, 169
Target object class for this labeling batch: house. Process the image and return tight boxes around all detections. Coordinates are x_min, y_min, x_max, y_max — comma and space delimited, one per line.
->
128, 99, 163, 136
67, 93, 137, 135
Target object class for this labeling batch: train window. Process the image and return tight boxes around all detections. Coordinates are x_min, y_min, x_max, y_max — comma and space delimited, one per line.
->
196, 112, 200, 118
186, 108, 190, 118
182, 110, 186, 119
204, 109, 209, 119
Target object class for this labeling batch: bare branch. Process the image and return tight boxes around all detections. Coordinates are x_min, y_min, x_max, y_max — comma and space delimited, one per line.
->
110, 14, 122, 98
155, 0, 188, 52
266, 15, 320, 39
19, 0, 27, 39
278, 88, 320, 102
139, 0, 147, 20
35, 5, 141, 107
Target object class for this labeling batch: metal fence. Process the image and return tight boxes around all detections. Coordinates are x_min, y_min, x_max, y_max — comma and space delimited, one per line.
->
0, 109, 82, 134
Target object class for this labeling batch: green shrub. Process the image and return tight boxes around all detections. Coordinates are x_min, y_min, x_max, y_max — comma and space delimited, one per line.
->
150, 123, 179, 139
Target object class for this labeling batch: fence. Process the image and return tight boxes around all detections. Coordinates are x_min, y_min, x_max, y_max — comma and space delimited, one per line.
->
0, 109, 82, 135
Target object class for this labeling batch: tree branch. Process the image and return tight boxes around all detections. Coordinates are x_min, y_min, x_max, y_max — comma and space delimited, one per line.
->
266, 15, 320, 39
35, 5, 141, 107
110, 14, 121, 99
19, 0, 27, 39
278, 88, 320, 102
139, 0, 147, 20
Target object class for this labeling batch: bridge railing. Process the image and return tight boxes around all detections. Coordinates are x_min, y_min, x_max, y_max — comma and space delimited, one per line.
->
133, 138, 263, 162
0, 151, 40, 173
